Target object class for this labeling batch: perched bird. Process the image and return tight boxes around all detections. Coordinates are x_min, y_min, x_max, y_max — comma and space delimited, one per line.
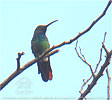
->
31, 20, 58, 82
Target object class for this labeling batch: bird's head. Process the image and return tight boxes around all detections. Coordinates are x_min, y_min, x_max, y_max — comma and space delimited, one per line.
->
35, 25, 47, 34
35, 20, 58, 34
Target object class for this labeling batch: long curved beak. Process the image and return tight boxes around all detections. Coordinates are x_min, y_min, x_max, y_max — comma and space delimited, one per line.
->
46, 20, 58, 27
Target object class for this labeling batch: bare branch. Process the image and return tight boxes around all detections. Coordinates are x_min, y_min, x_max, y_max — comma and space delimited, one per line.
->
80, 76, 92, 94
95, 48, 103, 72
103, 32, 107, 43
95, 32, 107, 72
78, 31, 111, 99
103, 43, 109, 55
0, 49, 59, 91
78, 49, 112, 100
36, 0, 112, 55
46, 49, 60, 57
106, 67, 111, 100
80, 90, 87, 100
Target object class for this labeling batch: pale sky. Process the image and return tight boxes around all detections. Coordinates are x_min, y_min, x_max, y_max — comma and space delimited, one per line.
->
0, 0, 112, 99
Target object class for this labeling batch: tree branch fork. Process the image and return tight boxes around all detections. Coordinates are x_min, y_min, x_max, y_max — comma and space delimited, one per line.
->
76, 32, 112, 100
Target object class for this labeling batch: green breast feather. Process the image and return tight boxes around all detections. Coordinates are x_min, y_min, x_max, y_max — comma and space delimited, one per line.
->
31, 35, 50, 57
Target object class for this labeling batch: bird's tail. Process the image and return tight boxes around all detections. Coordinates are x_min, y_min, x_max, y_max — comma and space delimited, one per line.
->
38, 57, 52, 82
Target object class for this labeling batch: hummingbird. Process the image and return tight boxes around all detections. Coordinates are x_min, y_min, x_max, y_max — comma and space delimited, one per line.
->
31, 20, 58, 82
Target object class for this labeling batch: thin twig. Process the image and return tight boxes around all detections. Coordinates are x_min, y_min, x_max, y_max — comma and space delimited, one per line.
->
103, 43, 109, 55
103, 32, 107, 43
95, 32, 107, 72
75, 41, 95, 78
16, 52, 24, 70
95, 48, 103, 72
80, 76, 92, 93
106, 67, 111, 100
79, 47, 86, 61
